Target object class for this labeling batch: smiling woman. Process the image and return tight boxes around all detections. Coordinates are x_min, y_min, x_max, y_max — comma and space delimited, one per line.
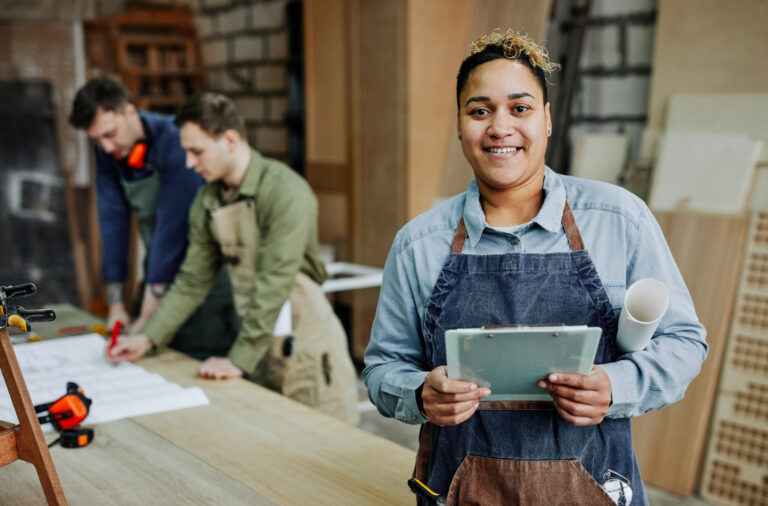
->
363, 29, 707, 505
456, 31, 559, 227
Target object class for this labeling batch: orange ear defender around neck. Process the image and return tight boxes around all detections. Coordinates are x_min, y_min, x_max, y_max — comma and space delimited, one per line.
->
126, 141, 148, 169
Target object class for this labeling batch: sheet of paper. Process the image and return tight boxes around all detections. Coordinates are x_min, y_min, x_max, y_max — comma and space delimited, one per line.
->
0, 334, 209, 431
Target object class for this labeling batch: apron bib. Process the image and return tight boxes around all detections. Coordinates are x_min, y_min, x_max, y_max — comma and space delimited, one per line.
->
413, 201, 645, 506
120, 170, 238, 359
209, 198, 359, 425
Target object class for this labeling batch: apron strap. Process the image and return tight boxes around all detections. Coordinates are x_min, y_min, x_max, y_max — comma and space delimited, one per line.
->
450, 199, 585, 254
413, 422, 433, 482
450, 218, 469, 254
561, 201, 585, 251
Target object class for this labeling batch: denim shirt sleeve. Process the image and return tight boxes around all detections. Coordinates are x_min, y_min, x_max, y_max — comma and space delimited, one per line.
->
602, 205, 708, 418
363, 238, 431, 425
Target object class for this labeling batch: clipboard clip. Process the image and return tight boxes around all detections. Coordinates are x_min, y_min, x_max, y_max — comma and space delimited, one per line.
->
480, 324, 566, 339
481, 323, 565, 329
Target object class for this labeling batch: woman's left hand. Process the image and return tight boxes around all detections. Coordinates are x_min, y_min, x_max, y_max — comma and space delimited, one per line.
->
538, 365, 612, 426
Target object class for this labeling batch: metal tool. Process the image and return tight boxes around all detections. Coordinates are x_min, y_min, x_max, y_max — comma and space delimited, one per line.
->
408, 478, 446, 505
0, 283, 56, 332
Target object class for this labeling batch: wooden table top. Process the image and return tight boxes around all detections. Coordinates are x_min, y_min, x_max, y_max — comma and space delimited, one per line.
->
0, 348, 416, 505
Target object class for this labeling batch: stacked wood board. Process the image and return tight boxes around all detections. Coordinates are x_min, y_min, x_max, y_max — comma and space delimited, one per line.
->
631, 211, 749, 496
700, 210, 768, 505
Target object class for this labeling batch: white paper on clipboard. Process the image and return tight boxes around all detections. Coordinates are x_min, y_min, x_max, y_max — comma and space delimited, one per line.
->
445, 325, 602, 401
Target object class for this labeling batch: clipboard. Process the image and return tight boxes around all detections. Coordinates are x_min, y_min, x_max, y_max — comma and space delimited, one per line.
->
445, 325, 602, 401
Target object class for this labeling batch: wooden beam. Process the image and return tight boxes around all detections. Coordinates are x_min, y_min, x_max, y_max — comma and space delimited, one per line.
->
0, 424, 18, 467
306, 162, 349, 193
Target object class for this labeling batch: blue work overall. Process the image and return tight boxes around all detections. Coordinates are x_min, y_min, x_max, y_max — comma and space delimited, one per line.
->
414, 201, 646, 505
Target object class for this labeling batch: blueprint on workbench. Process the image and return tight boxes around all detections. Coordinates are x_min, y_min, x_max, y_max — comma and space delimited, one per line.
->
0, 334, 209, 431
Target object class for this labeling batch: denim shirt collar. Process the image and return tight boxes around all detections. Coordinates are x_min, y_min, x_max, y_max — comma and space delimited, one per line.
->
463, 166, 566, 248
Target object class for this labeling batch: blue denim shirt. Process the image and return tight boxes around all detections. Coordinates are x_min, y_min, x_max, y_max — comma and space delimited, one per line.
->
363, 167, 707, 424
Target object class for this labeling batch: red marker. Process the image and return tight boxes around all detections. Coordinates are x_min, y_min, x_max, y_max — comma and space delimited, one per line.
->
109, 320, 122, 350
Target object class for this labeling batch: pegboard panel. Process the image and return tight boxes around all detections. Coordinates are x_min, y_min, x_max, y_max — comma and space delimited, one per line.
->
753, 211, 768, 250
713, 420, 768, 468
701, 209, 768, 504
736, 293, 768, 333
701, 392, 768, 505
745, 252, 768, 291
703, 459, 768, 506
730, 334, 768, 378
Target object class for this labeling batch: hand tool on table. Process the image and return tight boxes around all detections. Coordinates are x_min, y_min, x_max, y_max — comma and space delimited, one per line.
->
0, 283, 56, 332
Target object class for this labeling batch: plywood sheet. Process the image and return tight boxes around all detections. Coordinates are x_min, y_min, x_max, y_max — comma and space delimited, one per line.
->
631, 211, 749, 496
648, 132, 761, 213
648, 0, 768, 130
570, 133, 628, 184
665, 94, 768, 163
432, 0, 553, 211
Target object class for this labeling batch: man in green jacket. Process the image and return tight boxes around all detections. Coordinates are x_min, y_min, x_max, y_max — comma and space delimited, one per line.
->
111, 93, 359, 424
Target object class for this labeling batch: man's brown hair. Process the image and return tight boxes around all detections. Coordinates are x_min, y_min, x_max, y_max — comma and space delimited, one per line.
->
174, 92, 246, 137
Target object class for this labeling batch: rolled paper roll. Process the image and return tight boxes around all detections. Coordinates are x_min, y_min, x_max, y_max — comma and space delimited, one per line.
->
617, 278, 669, 353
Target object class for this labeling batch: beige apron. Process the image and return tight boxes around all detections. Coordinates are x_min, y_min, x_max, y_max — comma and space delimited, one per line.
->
209, 198, 359, 425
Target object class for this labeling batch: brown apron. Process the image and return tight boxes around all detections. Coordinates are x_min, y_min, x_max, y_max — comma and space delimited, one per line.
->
209, 199, 359, 425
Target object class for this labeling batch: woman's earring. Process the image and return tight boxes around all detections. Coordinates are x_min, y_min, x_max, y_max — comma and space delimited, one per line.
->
547, 128, 552, 137
458, 134, 462, 140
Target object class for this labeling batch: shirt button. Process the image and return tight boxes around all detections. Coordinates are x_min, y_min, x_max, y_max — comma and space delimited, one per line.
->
510, 237, 518, 245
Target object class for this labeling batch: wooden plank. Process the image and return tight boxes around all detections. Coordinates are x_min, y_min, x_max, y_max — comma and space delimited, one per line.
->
408, 0, 478, 219
135, 351, 416, 505
304, 0, 348, 166
647, 0, 768, 130
306, 162, 349, 193
631, 211, 750, 496
347, 0, 409, 360
0, 420, 269, 506
648, 132, 761, 213
0, 425, 18, 467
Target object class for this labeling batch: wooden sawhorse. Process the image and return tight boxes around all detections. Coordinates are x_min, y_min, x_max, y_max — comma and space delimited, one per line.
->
0, 326, 67, 505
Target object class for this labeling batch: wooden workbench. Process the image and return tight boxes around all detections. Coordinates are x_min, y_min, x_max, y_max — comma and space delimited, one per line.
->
0, 349, 416, 505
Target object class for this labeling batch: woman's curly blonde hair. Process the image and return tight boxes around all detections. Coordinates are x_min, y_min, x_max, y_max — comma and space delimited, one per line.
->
456, 28, 559, 107
469, 28, 560, 78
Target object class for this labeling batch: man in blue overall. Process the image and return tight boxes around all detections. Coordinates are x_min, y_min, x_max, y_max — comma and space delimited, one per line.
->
69, 78, 237, 360
364, 30, 707, 505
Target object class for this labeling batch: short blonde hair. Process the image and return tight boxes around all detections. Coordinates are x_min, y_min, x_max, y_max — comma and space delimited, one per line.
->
469, 29, 560, 77
457, 28, 560, 106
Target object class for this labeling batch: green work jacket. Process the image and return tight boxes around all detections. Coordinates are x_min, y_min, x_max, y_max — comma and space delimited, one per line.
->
143, 149, 328, 376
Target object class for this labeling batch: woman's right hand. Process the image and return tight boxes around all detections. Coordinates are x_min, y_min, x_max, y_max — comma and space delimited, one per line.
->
422, 366, 491, 426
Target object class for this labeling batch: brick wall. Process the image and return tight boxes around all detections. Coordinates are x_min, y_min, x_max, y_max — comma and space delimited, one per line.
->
549, 0, 657, 164
84, 0, 292, 160
193, 0, 291, 159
